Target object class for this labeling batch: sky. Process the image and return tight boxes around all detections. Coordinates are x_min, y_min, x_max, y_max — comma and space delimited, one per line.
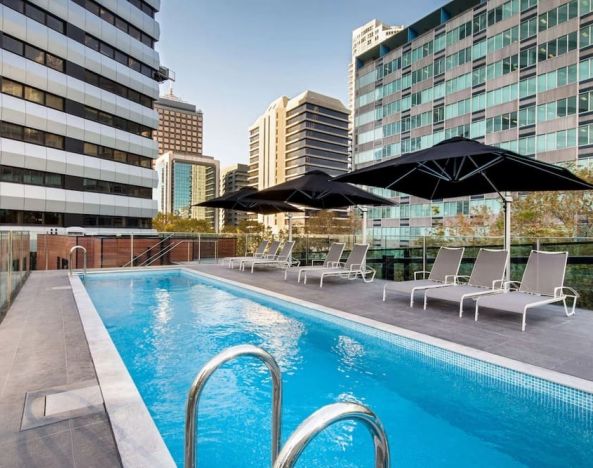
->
156, 0, 443, 168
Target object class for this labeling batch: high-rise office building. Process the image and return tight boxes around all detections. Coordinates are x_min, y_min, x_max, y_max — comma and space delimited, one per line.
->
153, 90, 203, 155
248, 91, 350, 231
353, 0, 593, 244
154, 151, 219, 230
0, 0, 166, 232
220, 163, 249, 228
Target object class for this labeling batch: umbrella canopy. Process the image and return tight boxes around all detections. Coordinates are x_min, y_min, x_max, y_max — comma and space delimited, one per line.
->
335, 136, 593, 279
194, 186, 302, 215
254, 170, 395, 209
335, 137, 593, 199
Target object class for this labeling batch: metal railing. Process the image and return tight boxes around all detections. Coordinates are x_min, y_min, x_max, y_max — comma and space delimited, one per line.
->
68, 245, 87, 276
185, 345, 390, 468
122, 233, 174, 267
18, 231, 593, 308
185, 345, 282, 468
273, 402, 390, 468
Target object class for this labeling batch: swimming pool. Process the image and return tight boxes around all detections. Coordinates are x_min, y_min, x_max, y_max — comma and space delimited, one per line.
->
83, 269, 593, 467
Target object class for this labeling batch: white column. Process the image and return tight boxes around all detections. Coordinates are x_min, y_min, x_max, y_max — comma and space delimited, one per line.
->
504, 193, 512, 281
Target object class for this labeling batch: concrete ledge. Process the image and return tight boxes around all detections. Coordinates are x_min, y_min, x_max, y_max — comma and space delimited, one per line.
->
69, 275, 175, 468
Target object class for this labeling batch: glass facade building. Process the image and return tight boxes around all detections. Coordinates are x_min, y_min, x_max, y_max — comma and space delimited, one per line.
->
154, 152, 219, 230
353, 0, 593, 243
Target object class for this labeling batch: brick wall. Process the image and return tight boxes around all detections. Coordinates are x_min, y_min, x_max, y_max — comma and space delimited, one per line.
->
35, 235, 238, 270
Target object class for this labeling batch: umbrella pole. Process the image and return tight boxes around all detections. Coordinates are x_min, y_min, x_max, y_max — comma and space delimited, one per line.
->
361, 207, 368, 245
504, 193, 512, 282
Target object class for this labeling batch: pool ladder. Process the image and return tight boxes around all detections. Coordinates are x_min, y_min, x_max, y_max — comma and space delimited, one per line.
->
185, 344, 390, 468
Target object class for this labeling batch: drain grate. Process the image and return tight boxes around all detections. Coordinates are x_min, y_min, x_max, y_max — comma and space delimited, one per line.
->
21, 380, 104, 430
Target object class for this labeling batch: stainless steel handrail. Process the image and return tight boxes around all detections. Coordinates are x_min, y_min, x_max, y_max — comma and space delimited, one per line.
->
273, 402, 390, 468
122, 234, 174, 267
185, 344, 282, 468
142, 240, 184, 266
68, 245, 87, 276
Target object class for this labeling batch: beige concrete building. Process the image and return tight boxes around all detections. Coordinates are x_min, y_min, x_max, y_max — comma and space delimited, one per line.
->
220, 163, 249, 228
154, 152, 219, 230
249, 91, 350, 231
153, 90, 203, 155
348, 20, 404, 114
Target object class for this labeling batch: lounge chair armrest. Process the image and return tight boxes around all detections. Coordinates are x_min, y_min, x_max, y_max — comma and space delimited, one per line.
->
349, 263, 363, 271
554, 286, 579, 298
445, 275, 469, 285
362, 265, 376, 283
311, 259, 325, 265
327, 261, 341, 268
414, 270, 430, 280
503, 281, 521, 292
491, 279, 505, 290
289, 258, 300, 268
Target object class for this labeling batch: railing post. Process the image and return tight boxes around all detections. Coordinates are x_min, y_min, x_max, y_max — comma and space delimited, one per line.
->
187, 239, 191, 262
198, 233, 201, 263
422, 236, 426, 273
130, 234, 134, 267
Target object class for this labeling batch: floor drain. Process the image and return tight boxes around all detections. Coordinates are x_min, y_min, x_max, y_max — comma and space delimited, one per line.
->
21, 380, 104, 430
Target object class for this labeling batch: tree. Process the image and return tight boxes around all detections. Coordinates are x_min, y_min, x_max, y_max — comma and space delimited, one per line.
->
304, 210, 361, 235
152, 212, 213, 233
433, 204, 497, 238
430, 166, 593, 239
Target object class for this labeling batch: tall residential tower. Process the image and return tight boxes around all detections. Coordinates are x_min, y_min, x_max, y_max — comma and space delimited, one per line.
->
220, 163, 249, 229
249, 91, 350, 231
0, 0, 165, 232
352, 0, 593, 244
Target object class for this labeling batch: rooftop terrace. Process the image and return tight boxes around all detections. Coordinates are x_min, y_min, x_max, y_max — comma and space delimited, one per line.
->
1, 258, 592, 466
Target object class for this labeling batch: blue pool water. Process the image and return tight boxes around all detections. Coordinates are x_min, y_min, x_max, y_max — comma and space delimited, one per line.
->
84, 270, 593, 467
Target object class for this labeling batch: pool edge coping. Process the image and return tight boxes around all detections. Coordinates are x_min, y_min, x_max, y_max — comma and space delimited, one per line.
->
69, 273, 177, 468
185, 267, 593, 395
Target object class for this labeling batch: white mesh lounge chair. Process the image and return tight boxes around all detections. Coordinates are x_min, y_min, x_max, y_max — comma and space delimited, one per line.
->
242, 241, 298, 273
239, 240, 280, 270
284, 242, 345, 281
423, 248, 508, 317
382, 246, 464, 307
303, 244, 375, 288
474, 250, 578, 331
226, 240, 268, 269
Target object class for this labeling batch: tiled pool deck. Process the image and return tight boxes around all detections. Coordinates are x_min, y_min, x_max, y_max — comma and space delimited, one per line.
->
0, 271, 121, 468
0, 266, 592, 466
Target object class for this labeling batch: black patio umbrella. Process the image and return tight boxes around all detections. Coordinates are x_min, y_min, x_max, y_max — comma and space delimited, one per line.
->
335, 137, 593, 276
194, 186, 302, 215
253, 170, 395, 242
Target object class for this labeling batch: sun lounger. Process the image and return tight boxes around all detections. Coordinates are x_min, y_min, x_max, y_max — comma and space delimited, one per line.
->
226, 240, 269, 268
242, 241, 297, 273
423, 248, 508, 317
382, 246, 464, 307
303, 244, 375, 287
284, 242, 345, 281
474, 250, 578, 331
